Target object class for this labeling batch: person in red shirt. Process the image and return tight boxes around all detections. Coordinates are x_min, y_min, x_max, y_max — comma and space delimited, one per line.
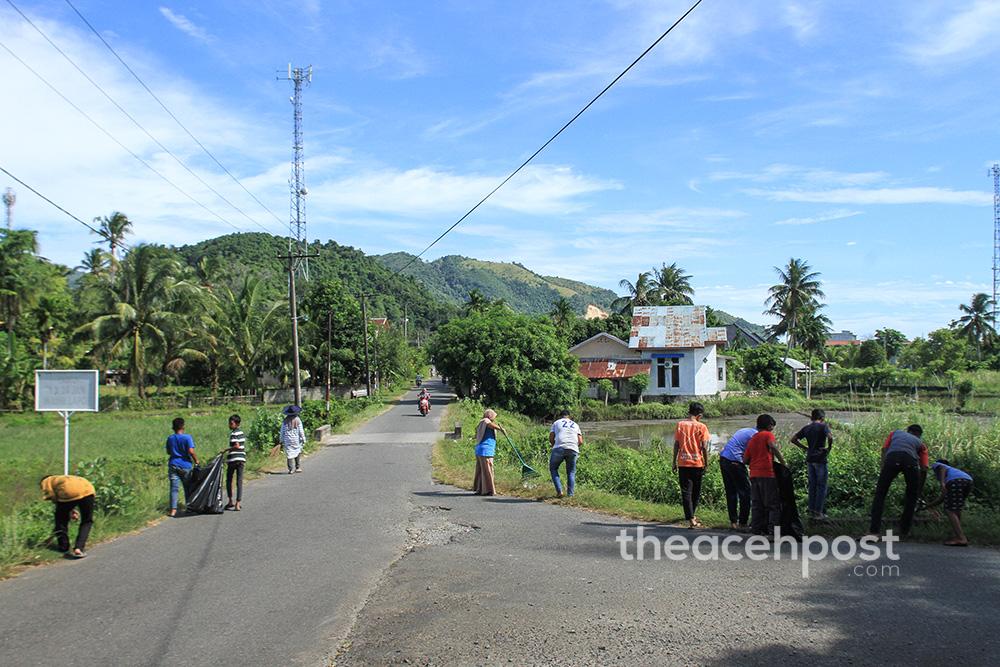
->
673, 402, 711, 528
743, 414, 785, 536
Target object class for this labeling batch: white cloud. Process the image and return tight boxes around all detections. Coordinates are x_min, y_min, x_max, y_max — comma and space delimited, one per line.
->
906, 1, 1000, 63
747, 186, 991, 206
310, 164, 619, 217
774, 209, 862, 226
158, 7, 213, 43
710, 163, 888, 187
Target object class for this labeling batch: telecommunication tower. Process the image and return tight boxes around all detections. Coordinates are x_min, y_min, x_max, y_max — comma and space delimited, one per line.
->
993, 163, 1000, 324
2, 188, 14, 230
278, 64, 312, 278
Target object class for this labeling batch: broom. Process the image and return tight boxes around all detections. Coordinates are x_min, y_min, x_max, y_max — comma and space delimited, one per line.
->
503, 432, 540, 478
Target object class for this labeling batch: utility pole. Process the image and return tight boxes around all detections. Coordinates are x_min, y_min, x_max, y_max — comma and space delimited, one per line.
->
361, 296, 372, 397
403, 303, 408, 343
278, 250, 319, 406
992, 163, 1000, 325
2, 188, 14, 230
325, 310, 332, 412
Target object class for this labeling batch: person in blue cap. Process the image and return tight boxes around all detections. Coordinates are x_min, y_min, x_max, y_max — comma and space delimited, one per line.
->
280, 405, 306, 474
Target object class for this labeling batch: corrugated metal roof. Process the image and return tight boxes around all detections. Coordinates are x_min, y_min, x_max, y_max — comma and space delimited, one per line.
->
578, 360, 650, 380
628, 306, 723, 349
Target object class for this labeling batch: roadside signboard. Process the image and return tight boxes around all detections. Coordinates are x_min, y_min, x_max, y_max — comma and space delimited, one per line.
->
34, 370, 100, 474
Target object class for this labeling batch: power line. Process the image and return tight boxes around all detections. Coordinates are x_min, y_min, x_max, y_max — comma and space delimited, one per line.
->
0, 37, 246, 233
63, 0, 291, 234
0, 164, 131, 251
392, 0, 705, 279
5, 0, 278, 235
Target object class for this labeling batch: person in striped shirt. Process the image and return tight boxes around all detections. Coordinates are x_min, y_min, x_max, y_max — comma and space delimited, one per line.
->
225, 414, 246, 510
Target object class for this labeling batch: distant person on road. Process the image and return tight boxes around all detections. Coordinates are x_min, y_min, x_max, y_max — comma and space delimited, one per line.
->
673, 402, 711, 528
869, 424, 928, 539
280, 405, 307, 474
166, 417, 199, 517
791, 409, 834, 520
473, 409, 506, 496
925, 459, 973, 546
40, 474, 95, 559
225, 414, 246, 511
718, 425, 756, 530
743, 414, 785, 536
549, 409, 583, 498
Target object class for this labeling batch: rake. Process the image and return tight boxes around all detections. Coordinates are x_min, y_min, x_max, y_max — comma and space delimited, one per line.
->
503, 432, 541, 478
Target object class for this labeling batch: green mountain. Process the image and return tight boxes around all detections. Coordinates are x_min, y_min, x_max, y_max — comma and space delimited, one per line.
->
376, 252, 619, 315
710, 309, 771, 339
176, 233, 457, 332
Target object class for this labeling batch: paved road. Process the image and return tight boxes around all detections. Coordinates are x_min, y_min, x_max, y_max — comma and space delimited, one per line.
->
0, 380, 452, 667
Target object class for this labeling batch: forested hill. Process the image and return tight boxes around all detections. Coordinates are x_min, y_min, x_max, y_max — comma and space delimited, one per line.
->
176, 233, 457, 331
376, 252, 619, 315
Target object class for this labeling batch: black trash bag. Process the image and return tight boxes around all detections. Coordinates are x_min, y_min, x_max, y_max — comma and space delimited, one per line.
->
773, 462, 804, 540
184, 454, 225, 514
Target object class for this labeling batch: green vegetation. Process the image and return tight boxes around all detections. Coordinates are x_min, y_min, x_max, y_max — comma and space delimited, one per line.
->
435, 400, 1000, 543
377, 252, 617, 315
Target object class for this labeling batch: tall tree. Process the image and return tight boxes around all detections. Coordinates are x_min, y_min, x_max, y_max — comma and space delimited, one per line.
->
0, 230, 41, 355
952, 293, 997, 360
764, 258, 825, 356
549, 297, 575, 331
76, 248, 109, 278
78, 245, 181, 398
650, 262, 694, 306
874, 328, 907, 360
612, 272, 654, 315
92, 211, 133, 275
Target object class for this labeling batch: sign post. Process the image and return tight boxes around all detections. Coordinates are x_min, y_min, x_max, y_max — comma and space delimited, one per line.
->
34, 370, 100, 475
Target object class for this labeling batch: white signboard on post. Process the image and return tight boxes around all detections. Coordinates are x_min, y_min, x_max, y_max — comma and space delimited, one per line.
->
35, 370, 100, 475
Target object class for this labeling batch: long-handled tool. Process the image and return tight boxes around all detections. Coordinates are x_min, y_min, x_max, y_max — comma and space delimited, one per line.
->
503, 432, 540, 478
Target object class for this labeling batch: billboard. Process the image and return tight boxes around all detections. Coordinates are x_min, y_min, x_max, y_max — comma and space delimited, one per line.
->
35, 370, 100, 412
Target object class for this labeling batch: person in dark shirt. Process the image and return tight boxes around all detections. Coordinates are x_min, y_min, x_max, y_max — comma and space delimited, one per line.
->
925, 459, 973, 546
791, 409, 834, 519
869, 424, 928, 539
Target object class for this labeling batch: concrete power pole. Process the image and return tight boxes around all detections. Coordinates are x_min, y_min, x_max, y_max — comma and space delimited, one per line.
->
2, 188, 14, 230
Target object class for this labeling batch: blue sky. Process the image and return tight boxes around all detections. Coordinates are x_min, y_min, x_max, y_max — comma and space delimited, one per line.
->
2, 1, 999, 337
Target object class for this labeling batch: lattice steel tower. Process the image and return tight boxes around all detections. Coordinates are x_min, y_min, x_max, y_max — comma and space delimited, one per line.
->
279, 64, 312, 276
993, 163, 1000, 324
2, 188, 14, 230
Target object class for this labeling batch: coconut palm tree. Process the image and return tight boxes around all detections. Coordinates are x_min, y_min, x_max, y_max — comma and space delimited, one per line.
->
78, 245, 181, 398
651, 262, 694, 306
953, 293, 997, 360
76, 248, 109, 277
92, 211, 133, 275
549, 297, 575, 330
764, 258, 825, 355
216, 274, 284, 393
612, 272, 654, 314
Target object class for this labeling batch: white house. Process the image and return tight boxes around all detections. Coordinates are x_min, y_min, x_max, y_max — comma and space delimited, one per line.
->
629, 306, 729, 397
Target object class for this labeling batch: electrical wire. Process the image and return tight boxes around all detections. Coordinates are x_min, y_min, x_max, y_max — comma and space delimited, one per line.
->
0, 164, 132, 251
0, 37, 246, 233
63, 0, 291, 234
391, 0, 705, 278
5, 0, 278, 235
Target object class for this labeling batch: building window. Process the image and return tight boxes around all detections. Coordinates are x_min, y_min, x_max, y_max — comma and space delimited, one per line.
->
718, 366, 725, 382
656, 357, 680, 389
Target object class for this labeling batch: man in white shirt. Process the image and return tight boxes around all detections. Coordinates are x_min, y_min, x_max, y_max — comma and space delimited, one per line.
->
549, 409, 583, 498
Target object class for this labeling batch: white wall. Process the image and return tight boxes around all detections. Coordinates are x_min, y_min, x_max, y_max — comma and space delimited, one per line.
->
694, 344, 720, 395
638, 345, 720, 397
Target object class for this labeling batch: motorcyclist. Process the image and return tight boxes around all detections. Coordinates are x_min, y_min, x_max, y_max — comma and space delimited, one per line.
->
418, 387, 431, 414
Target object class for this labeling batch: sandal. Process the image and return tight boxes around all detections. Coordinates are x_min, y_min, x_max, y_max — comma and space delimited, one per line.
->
69, 549, 87, 559
224, 503, 235, 510
944, 540, 969, 547
235, 503, 242, 511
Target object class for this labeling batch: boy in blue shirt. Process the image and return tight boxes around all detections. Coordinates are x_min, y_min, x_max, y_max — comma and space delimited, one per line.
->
925, 459, 973, 546
166, 417, 199, 517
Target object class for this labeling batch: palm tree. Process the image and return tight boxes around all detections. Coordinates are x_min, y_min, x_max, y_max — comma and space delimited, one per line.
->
549, 297, 575, 330
76, 248, 109, 277
612, 272, 654, 314
953, 293, 997, 360
651, 262, 694, 306
463, 289, 490, 315
78, 245, 181, 398
764, 258, 825, 356
92, 211, 133, 275
216, 274, 284, 393
0, 229, 40, 355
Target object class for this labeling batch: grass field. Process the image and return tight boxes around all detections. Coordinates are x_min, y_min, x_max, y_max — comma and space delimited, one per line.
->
0, 388, 405, 577
433, 400, 1000, 546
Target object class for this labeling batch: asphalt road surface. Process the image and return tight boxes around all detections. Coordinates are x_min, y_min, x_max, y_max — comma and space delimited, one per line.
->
3, 380, 999, 666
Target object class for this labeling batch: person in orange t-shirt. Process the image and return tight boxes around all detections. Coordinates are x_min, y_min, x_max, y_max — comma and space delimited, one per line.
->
673, 402, 711, 528
743, 414, 786, 536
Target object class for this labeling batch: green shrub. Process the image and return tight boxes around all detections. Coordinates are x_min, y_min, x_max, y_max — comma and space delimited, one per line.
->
76, 457, 137, 515
247, 408, 282, 451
